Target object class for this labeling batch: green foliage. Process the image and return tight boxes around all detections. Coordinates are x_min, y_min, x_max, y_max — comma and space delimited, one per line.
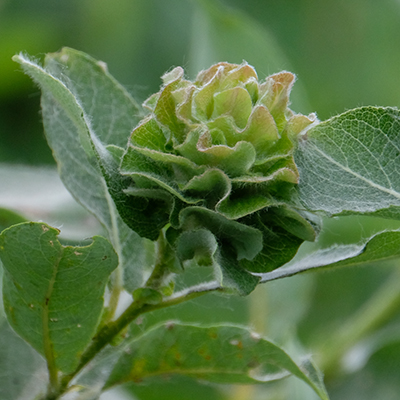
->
0, 222, 118, 374
117, 60, 319, 292
13, 48, 154, 294
105, 322, 329, 400
259, 229, 400, 283
2, 42, 400, 400
296, 107, 400, 216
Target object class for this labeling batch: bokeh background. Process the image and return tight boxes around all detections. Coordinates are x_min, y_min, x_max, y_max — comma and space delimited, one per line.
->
2, 1, 400, 399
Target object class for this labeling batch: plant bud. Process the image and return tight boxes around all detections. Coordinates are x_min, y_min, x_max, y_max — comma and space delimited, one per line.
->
120, 62, 320, 284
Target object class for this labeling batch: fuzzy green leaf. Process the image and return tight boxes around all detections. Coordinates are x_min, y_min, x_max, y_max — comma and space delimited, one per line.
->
239, 213, 304, 273
183, 168, 231, 209
216, 244, 260, 295
130, 116, 167, 151
98, 145, 172, 241
176, 128, 257, 177
212, 87, 253, 129
175, 207, 262, 294
44, 47, 143, 148
124, 146, 206, 188
259, 229, 400, 283
176, 229, 218, 267
105, 323, 329, 400
217, 192, 276, 220
0, 222, 118, 374
259, 72, 295, 129
153, 68, 187, 142
296, 106, 400, 217
178, 207, 262, 261
13, 49, 154, 291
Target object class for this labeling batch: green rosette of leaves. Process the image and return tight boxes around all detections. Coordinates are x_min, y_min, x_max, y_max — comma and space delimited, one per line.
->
117, 62, 320, 294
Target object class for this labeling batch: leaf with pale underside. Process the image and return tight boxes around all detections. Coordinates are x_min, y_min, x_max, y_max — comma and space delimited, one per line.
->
0, 222, 118, 374
104, 323, 329, 400
296, 106, 400, 218
13, 49, 154, 291
258, 229, 400, 283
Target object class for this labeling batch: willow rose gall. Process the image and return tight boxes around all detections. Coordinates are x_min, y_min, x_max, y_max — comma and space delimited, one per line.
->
117, 62, 320, 294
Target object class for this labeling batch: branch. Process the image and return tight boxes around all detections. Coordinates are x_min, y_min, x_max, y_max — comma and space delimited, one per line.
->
58, 280, 223, 394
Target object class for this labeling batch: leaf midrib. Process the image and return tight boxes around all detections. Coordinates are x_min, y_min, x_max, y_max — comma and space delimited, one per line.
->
42, 249, 63, 377
310, 143, 400, 200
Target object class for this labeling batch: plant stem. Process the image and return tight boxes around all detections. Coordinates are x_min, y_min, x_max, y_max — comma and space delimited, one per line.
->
145, 229, 170, 289
103, 180, 124, 322
107, 266, 123, 321
58, 280, 223, 396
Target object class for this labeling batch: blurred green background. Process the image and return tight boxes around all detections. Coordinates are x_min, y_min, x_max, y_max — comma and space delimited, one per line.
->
2, 0, 400, 399
3, 0, 400, 165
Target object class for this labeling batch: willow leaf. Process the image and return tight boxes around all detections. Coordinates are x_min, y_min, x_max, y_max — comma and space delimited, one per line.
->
0, 222, 117, 374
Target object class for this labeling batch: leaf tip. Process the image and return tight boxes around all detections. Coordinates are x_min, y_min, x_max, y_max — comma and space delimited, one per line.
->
97, 60, 108, 73
11, 54, 21, 63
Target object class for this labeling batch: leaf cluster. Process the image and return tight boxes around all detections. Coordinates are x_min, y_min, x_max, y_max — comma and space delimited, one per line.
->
2, 47, 400, 400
